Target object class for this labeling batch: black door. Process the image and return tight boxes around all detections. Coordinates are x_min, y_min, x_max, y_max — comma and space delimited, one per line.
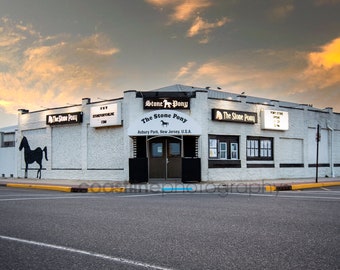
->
149, 137, 181, 180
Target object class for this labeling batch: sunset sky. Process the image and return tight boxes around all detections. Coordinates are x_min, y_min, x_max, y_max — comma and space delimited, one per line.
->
1, 0, 340, 128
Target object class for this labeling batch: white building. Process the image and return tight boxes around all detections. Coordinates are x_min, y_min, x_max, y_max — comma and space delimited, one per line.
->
12, 84, 340, 182
0, 125, 17, 178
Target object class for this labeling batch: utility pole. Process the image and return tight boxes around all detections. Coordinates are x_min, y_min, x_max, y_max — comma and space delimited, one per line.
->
315, 124, 320, 183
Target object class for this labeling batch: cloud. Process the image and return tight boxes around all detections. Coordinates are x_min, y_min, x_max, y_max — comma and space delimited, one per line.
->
75, 34, 120, 56
173, 42, 340, 111
0, 99, 12, 107
176, 49, 302, 87
307, 37, 340, 69
146, 0, 228, 43
175, 61, 196, 79
0, 27, 24, 47
0, 17, 120, 114
187, 16, 229, 38
146, 0, 212, 22
170, 0, 212, 22
300, 37, 340, 90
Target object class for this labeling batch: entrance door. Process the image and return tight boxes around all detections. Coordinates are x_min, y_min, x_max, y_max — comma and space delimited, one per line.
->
149, 137, 182, 180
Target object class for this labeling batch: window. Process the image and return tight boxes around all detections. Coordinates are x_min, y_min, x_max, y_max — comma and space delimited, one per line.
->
247, 137, 273, 160
231, 143, 238, 160
209, 138, 218, 158
219, 142, 227, 159
1, 132, 15, 148
247, 140, 258, 157
169, 142, 181, 157
151, 142, 163, 157
209, 135, 239, 160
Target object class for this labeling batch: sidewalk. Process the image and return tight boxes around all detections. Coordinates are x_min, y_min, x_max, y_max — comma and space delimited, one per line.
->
0, 177, 339, 193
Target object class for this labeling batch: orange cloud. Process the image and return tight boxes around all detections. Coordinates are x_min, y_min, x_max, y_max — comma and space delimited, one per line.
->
307, 37, 340, 69
173, 46, 340, 112
145, 0, 227, 43
0, 17, 120, 115
176, 49, 302, 87
187, 16, 229, 37
146, 0, 212, 22
301, 37, 340, 89
175, 61, 196, 79
171, 0, 212, 22
75, 33, 120, 56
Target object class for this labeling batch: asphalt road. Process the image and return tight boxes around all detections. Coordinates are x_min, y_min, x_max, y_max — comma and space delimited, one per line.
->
0, 186, 339, 270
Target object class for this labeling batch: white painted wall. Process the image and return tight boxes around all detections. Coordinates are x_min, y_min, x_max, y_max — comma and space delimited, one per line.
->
0, 147, 16, 177
0, 127, 17, 177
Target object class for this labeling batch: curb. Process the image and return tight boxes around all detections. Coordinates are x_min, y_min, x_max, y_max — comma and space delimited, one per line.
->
87, 187, 125, 193
2, 183, 125, 193
265, 181, 340, 192
3, 181, 340, 193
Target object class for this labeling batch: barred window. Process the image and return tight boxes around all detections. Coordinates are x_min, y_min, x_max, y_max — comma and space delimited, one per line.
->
247, 137, 273, 160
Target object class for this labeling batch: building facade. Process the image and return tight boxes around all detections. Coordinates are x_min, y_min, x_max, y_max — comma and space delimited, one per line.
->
11, 85, 340, 182
0, 126, 17, 178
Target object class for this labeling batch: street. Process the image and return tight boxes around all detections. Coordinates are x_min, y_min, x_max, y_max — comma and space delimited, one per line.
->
0, 186, 339, 269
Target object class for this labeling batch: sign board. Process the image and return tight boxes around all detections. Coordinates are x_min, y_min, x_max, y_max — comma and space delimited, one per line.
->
127, 110, 201, 136
144, 97, 190, 110
46, 112, 83, 125
212, 109, 257, 124
90, 103, 122, 127
261, 110, 289, 130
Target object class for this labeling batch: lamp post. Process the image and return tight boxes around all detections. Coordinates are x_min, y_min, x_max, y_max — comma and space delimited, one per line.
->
315, 124, 320, 183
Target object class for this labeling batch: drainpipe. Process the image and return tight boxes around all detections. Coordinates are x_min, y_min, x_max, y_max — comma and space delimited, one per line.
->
327, 122, 334, 178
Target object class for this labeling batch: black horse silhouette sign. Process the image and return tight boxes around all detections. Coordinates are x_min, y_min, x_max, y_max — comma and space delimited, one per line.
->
19, 136, 48, 179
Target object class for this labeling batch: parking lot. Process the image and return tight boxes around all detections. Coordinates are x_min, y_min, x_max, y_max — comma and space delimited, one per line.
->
0, 186, 339, 269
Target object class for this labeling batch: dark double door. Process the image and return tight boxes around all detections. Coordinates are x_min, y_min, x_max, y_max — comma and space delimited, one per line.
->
149, 137, 181, 180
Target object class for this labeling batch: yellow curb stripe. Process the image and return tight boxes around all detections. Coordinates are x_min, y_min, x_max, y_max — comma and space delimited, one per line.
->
265, 185, 277, 192
6, 183, 72, 193
87, 187, 125, 193
291, 181, 340, 190
5, 183, 126, 193
265, 181, 340, 192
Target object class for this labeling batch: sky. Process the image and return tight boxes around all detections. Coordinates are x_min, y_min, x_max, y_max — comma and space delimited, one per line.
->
0, 0, 340, 128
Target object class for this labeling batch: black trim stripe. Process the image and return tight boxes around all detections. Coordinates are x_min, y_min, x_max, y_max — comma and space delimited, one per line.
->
308, 163, 330, 168
247, 164, 275, 168
280, 163, 304, 168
